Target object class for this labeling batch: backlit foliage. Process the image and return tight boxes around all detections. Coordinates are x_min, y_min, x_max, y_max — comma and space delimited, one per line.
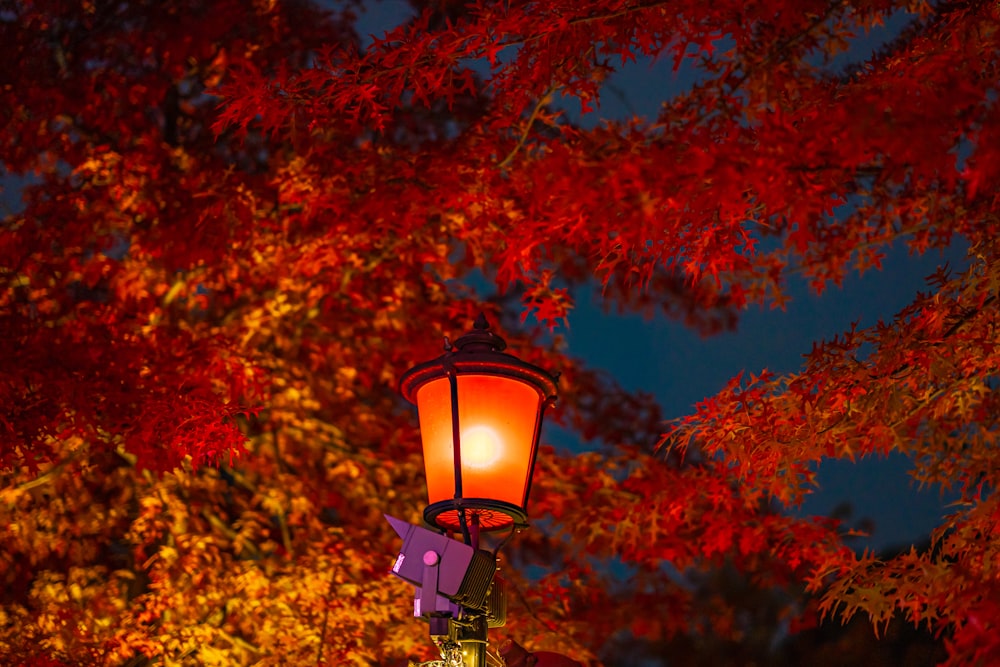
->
1, 0, 998, 664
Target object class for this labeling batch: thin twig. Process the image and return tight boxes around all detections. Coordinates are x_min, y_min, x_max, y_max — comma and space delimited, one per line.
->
316, 560, 338, 665
498, 86, 555, 169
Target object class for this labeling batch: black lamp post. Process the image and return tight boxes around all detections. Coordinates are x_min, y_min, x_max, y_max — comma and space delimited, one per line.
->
388, 314, 559, 666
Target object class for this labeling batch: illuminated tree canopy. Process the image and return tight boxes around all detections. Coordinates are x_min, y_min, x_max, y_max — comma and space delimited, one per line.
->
1, 0, 998, 664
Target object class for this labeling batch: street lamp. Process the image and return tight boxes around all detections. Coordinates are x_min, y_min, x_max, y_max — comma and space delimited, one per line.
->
389, 314, 561, 666
399, 313, 558, 541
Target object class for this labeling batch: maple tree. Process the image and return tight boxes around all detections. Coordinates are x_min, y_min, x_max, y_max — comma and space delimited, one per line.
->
2, 0, 999, 664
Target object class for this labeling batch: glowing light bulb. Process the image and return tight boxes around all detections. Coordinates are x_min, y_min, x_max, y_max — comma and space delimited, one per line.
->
460, 425, 501, 468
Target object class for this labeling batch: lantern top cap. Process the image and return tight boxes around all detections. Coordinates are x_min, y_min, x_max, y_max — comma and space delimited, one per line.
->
399, 313, 559, 404
447, 313, 507, 353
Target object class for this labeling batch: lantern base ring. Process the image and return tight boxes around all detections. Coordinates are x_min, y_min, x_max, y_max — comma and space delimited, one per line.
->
424, 498, 527, 534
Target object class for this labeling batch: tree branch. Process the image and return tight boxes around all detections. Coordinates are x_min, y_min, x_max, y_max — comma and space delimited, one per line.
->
498, 86, 555, 169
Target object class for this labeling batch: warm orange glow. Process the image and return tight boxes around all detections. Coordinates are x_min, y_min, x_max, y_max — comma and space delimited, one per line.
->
415, 374, 542, 508
460, 425, 502, 468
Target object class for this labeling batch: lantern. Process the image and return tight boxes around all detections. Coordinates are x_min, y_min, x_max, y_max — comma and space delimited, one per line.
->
400, 314, 558, 536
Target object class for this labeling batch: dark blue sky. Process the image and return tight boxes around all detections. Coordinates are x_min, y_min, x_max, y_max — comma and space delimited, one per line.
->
564, 243, 966, 553
548, 9, 964, 553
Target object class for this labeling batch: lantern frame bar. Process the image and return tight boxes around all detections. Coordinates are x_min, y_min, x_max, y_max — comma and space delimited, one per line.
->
444, 362, 473, 545
521, 391, 555, 514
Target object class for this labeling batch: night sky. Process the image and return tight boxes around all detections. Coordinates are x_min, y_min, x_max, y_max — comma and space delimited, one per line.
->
564, 242, 966, 553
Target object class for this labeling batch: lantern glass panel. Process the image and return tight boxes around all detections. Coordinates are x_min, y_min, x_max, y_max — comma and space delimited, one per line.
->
416, 374, 542, 508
